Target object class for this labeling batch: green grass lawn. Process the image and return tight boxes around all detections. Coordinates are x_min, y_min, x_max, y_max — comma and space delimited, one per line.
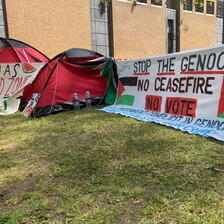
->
0, 107, 224, 224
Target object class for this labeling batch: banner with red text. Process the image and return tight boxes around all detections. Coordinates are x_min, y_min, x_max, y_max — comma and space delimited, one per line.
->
101, 45, 224, 141
0, 63, 44, 115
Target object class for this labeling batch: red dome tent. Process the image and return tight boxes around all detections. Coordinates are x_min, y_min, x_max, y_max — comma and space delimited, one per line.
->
0, 37, 49, 115
22, 48, 117, 117
0, 37, 49, 63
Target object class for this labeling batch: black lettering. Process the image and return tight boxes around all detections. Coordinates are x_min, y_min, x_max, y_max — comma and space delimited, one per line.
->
188, 54, 197, 71
180, 100, 187, 115
13, 64, 20, 78
166, 78, 172, 92
185, 77, 194, 92
186, 101, 195, 117
143, 79, 150, 91
165, 100, 172, 113
146, 59, 151, 71
141, 61, 146, 72
154, 77, 160, 91
181, 57, 188, 71
160, 77, 166, 91
162, 59, 169, 72
153, 98, 159, 110
196, 78, 205, 94
217, 52, 224, 70
173, 100, 179, 114
204, 77, 215, 94
3, 65, 10, 76
196, 54, 206, 71
178, 77, 186, 93
207, 53, 216, 70
138, 79, 143, 91
134, 62, 138, 73
172, 78, 179, 92
137, 79, 150, 91
157, 59, 162, 72
148, 98, 159, 110
169, 57, 176, 72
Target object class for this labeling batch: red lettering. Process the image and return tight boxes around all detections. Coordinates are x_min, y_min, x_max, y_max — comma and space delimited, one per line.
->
4, 77, 14, 96
21, 76, 31, 86
0, 77, 5, 94
11, 77, 22, 94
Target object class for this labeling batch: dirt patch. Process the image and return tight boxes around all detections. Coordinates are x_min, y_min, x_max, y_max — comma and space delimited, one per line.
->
0, 174, 37, 213
0, 141, 18, 151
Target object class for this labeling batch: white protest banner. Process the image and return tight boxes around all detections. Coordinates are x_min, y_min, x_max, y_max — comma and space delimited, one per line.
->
101, 45, 224, 141
0, 63, 44, 115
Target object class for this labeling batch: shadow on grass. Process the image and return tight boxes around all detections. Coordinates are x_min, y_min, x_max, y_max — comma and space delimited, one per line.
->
1, 110, 224, 223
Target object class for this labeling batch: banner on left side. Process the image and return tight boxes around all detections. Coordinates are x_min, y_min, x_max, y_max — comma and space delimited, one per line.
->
0, 63, 45, 115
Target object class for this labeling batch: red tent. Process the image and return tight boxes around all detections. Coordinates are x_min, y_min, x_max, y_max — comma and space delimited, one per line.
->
0, 37, 49, 115
22, 48, 115, 117
0, 37, 49, 63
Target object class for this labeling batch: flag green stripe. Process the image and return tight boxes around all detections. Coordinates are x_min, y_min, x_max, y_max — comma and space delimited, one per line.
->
116, 95, 135, 106
218, 112, 224, 118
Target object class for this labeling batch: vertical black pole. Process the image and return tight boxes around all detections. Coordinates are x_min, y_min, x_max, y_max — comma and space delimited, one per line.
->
222, 0, 224, 44
2, 0, 9, 38
108, 1, 114, 57
175, 0, 180, 52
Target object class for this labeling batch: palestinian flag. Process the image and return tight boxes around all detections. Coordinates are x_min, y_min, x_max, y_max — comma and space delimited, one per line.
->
115, 77, 138, 106
218, 77, 224, 118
